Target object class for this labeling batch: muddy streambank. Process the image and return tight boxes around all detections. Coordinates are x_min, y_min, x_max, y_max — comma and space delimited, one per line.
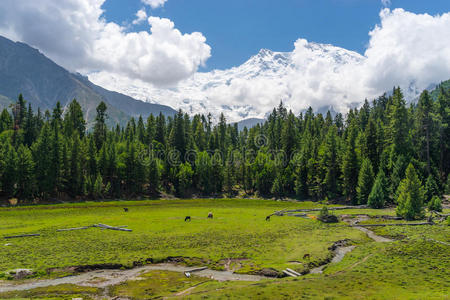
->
0, 264, 267, 293
0, 216, 395, 293
0, 238, 363, 293
342, 215, 394, 242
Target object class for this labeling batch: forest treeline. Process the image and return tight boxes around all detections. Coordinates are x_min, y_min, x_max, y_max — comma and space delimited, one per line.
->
0, 85, 449, 218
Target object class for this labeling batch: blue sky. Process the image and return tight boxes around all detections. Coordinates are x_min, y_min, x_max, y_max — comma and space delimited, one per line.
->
102, 0, 450, 71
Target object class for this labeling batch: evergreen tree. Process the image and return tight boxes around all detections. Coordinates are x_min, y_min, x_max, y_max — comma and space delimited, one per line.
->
363, 117, 379, 171
424, 175, 440, 203
368, 170, 388, 208
64, 99, 86, 138
176, 162, 194, 197
427, 196, 442, 212
319, 125, 339, 198
23, 104, 36, 146
155, 113, 166, 145
387, 87, 410, 158
2, 142, 17, 198
195, 151, 212, 194
415, 90, 436, 175
223, 152, 235, 195
16, 145, 35, 200
0, 109, 12, 132
93, 102, 107, 150
69, 133, 83, 196
146, 114, 156, 145
446, 175, 450, 194
396, 163, 425, 220
32, 124, 53, 197
281, 112, 297, 160
254, 152, 275, 195
148, 156, 160, 194
342, 122, 359, 202
271, 174, 284, 199
357, 159, 375, 205
137, 116, 146, 144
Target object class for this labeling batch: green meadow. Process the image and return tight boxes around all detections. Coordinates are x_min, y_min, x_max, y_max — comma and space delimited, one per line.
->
0, 199, 448, 299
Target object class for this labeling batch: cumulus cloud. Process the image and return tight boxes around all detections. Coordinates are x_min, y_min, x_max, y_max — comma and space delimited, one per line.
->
142, 0, 168, 9
90, 8, 450, 122
132, 8, 148, 25
361, 9, 450, 97
0, 0, 211, 86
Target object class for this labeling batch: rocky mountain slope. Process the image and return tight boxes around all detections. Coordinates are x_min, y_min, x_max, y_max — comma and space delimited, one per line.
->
0, 36, 176, 127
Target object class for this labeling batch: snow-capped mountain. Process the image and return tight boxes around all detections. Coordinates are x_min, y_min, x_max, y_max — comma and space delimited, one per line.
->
88, 39, 424, 122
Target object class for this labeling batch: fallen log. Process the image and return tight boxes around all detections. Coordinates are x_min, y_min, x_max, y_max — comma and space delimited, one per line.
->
4, 234, 40, 239
94, 224, 132, 232
283, 269, 298, 277
434, 212, 450, 217
270, 209, 290, 217
276, 205, 368, 214
57, 226, 91, 231
354, 222, 432, 227
285, 213, 308, 218
285, 268, 301, 276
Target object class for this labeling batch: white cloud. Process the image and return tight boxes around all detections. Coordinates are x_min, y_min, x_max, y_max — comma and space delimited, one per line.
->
361, 9, 450, 97
90, 8, 450, 122
132, 8, 148, 25
142, 0, 168, 9
0, 0, 211, 86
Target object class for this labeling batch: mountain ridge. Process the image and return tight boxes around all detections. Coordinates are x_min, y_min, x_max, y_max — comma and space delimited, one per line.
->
0, 35, 176, 126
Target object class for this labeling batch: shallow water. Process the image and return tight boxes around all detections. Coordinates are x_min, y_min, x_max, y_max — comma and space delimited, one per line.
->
0, 263, 267, 292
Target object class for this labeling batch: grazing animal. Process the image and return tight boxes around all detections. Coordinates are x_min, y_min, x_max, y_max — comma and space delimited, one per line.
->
123, 208, 128, 212
208, 212, 213, 219
266, 215, 271, 221
185, 216, 191, 222
303, 254, 310, 260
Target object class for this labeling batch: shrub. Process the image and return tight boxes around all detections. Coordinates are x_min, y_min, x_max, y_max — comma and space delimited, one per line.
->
427, 196, 442, 212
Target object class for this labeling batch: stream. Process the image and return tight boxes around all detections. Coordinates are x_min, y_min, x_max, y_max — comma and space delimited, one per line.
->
0, 216, 394, 293
0, 264, 267, 293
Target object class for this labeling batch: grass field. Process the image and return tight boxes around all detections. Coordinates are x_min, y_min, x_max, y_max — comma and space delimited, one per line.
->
0, 199, 448, 299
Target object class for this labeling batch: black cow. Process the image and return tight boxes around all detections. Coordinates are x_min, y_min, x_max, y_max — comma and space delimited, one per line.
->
124, 208, 129, 212
266, 215, 271, 221
208, 212, 213, 219
185, 216, 191, 222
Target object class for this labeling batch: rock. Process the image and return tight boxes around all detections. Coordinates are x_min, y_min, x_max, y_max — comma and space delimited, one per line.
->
74, 263, 123, 272
328, 239, 351, 251
9, 269, 34, 279
258, 268, 283, 278
319, 214, 339, 223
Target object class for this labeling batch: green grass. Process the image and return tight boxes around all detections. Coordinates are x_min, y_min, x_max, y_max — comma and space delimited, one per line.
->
0, 284, 99, 299
183, 233, 449, 299
0, 199, 448, 299
0, 199, 367, 275
111, 270, 211, 298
